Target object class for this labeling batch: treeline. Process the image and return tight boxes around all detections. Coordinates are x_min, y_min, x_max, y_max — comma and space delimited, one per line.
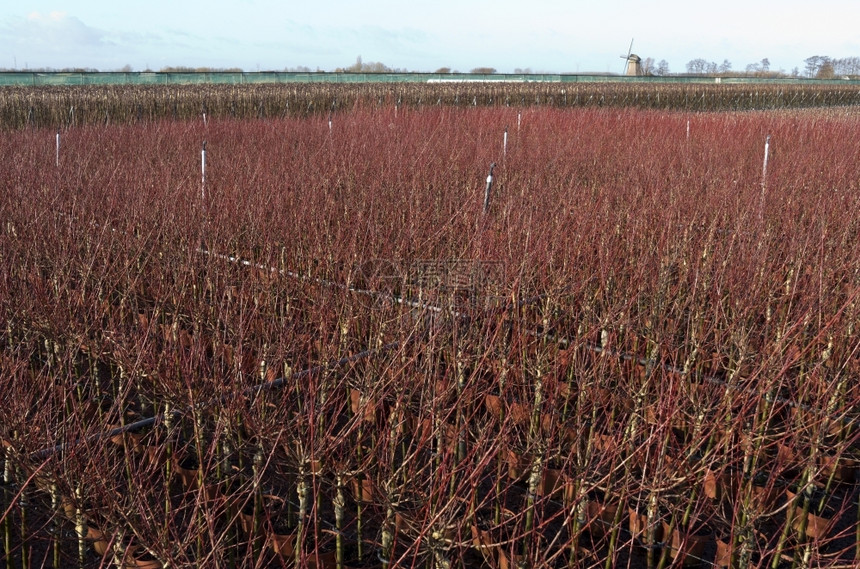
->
681, 55, 860, 78
802, 56, 860, 78
4, 55, 860, 78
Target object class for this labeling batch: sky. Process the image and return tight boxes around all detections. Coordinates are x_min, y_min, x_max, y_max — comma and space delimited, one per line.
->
2, 1, 859, 74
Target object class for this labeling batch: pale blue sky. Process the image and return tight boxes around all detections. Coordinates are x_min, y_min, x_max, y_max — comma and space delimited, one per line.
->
2, 1, 858, 74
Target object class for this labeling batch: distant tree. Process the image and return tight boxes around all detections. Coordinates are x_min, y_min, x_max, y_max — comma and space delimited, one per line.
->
745, 62, 759, 75
804, 56, 830, 78
160, 66, 243, 73
817, 60, 835, 79
344, 55, 394, 73
640, 57, 655, 75
745, 59, 773, 76
654, 59, 670, 76
119, 64, 133, 72
434, 67, 452, 73
513, 67, 533, 74
347, 55, 363, 72
833, 56, 860, 77
366, 61, 391, 72
718, 59, 732, 74
470, 67, 497, 74
686, 58, 709, 74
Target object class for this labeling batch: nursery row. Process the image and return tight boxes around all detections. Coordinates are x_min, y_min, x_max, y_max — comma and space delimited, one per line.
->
1, 104, 860, 568
1, 82, 859, 129
2, 314, 858, 568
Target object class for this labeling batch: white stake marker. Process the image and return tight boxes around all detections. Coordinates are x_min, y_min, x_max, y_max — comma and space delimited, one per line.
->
55, 128, 60, 167
483, 162, 496, 215
759, 134, 770, 221
503, 127, 508, 158
201, 141, 207, 201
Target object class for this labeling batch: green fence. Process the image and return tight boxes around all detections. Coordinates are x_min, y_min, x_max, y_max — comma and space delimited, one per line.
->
2, 71, 859, 87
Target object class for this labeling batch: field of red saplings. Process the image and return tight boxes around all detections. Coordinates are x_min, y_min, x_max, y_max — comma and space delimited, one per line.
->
1, 98, 860, 569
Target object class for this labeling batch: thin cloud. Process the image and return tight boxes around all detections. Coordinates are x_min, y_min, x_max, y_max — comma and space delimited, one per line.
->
1, 12, 224, 70
19, 12, 107, 49
1, 12, 115, 68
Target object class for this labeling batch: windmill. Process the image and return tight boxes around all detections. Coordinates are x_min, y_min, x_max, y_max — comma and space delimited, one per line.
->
620, 38, 642, 76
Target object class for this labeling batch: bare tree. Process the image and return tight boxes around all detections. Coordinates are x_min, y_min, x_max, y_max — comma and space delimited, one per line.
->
344, 55, 395, 73
833, 56, 860, 76
804, 55, 831, 78
685, 59, 719, 74
348, 55, 363, 72
817, 60, 835, 78
686, 58, 708, 74
744, 58, 772, 76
